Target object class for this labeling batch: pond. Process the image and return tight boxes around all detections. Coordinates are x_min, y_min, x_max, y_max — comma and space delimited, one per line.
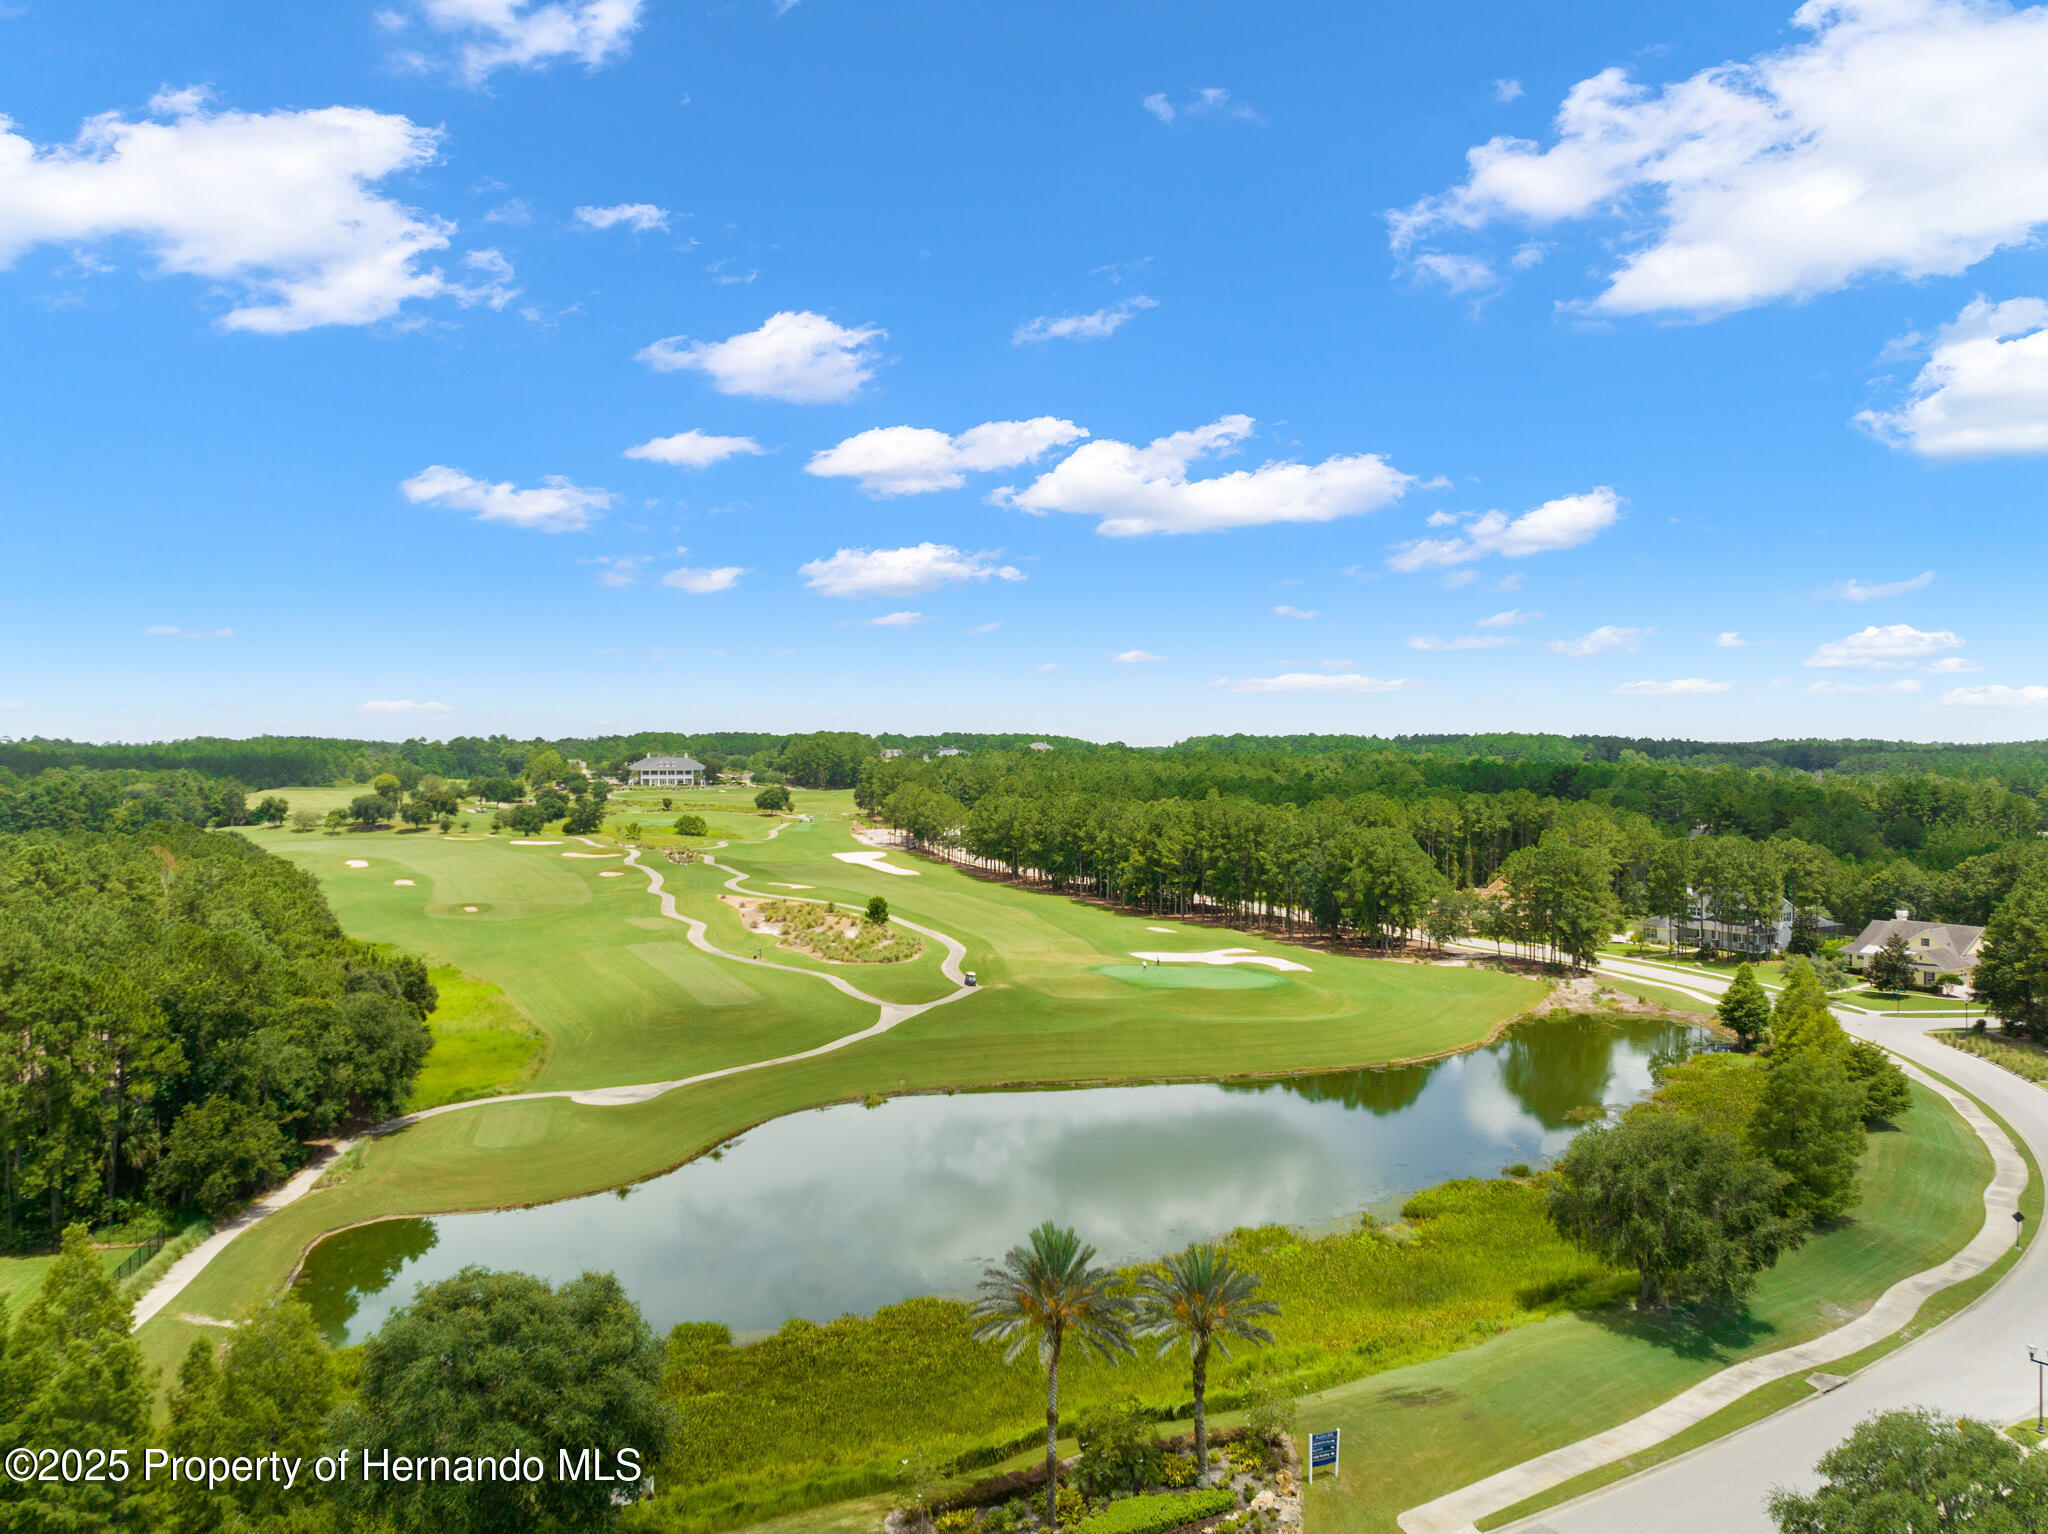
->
296, 1013, 1703, 1344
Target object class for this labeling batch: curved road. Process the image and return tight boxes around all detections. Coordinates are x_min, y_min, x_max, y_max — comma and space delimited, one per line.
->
1494, 959, 2048, 1534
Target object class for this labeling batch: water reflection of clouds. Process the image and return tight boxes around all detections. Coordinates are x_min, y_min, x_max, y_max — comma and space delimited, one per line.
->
304, 1019, 1698, 1341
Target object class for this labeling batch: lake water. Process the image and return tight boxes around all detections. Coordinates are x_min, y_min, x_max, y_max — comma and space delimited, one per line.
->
296, 1014, 1702, 1344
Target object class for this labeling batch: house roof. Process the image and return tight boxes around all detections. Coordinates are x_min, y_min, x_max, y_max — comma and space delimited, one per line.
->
629, 754, 705, 771
1847, 916, 1984, 974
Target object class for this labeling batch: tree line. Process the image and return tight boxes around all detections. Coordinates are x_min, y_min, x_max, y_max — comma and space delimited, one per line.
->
0, 826, 435, 1249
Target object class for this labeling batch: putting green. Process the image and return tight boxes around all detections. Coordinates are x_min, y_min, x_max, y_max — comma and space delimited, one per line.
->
1096, 962, 1284, 990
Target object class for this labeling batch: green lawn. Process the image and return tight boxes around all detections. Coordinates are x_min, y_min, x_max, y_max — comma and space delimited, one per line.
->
406, 965, 548, 1110
1, 1245, 141, 1314
1296, 1077, 1991, 1534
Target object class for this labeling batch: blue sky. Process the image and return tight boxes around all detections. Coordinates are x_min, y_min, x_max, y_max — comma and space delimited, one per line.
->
2, 0, 2045, 745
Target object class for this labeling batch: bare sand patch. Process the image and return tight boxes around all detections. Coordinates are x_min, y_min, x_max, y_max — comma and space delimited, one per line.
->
833, 850, 919, 876
345, 859, 369, 869
509, 839, 563, 846
393, 879, 415, 886
1128, 947, 1311, 973
599, 870, 625, 878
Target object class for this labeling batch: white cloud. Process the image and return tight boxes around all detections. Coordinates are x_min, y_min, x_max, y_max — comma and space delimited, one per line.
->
1141, 87, 1261, 125
853, 611, 926, 627
967, 622, 1000, 634
1807, 678, 1923, 695
391, 0, 642, 84
0, 94, 487, 332
661, 565, 746, 594
143, 625, 234, 639
1857, 298, 2048, 457
1412, 253, 1496, 293
358, 698, 450, 714
574, 201, 668, 232
637, 311, 884, 403
1829, 570, 1937, 601
400, 465, 611, 532
1923, 655, 1984, 674
589, 554, 647, 587
1226, 672, 1417, 694
1941, 683, 2048, 707
807, 418, 1087, 496
1392, 0, 2048, 317
798, 543, 1023, 599
1035, 662, 1058, 672
1114, 650, 1166, 664
1407, 633, 1516, 651
1614, 678, 1737, 696
997, 415, 1413, 537
1388, 488, 1620, 569
1494, 78, 1525, 102
1012, 295, 1158, 345
1549, 624, 1648, 657
1478, 608, 1541, 627
624, 429, 764, 468
1804, 623, 1962, 670
1716, 630, 1766, 647
1273, 605, 1319, 620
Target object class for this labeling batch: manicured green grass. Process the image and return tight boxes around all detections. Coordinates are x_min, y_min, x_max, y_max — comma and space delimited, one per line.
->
1593, 975, 1717, 1015
406, 964, 548, 1110
1294, 1077, 1991, 1534
0, 1246, 140, 1314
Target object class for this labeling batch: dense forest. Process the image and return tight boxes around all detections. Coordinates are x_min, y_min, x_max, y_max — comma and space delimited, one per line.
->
0, 826, 434, 1250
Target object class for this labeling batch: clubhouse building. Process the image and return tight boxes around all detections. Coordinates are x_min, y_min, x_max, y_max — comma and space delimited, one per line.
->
627, 753, 707, 787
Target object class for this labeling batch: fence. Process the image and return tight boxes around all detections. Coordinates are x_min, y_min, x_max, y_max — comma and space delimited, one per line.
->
110, 1226, 175, 1286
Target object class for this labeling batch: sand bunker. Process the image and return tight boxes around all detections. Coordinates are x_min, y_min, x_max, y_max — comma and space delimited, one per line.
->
393, 879, 415, 887
462, 905, 479, 912
344, 859, 369, 869
1128, 947, 1310, 973
509, 839, 562, 846
772, 882, 814, 889
833, 851, 919, 876
562, 851, 620, 858
599, 870, 625, 878
1147, 925, 1175, 933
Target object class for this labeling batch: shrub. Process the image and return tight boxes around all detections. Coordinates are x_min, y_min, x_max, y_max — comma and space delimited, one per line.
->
867, 894, 890, 924
1158, 1455, 1196, 1489
755, 785, 793, 812
1055, 1482, 1088, 1529
935, 1511, 977, 1534
674, 814, 710, 837
1073, 1489, 1235, 1534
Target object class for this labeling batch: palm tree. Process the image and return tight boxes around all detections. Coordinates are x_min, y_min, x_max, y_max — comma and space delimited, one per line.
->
1135, 1244, 1279, 1483
972, 1222, 1134, 1527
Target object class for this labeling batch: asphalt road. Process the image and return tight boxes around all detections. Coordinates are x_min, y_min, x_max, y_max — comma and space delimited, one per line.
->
1506, 961, 2048, 1534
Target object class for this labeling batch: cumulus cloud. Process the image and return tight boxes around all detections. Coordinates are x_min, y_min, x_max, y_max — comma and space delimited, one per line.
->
807, 418, 1087, 496
661, 565, 745, 594
1391, 0, 2048, 317
852, 611, 926, 627
1924, 655, 1984, 674
798, 543, 1023, 599
996, 415, 1413, 537
1493, 78, 1525, 102
1412, 253, 1497, 293
1716, 630, 1766, 647
1614, 678, 1737, 695
1857, 298, 2048, 457
638, 311, 884, 403
574, 201, 667, 231
1828, 570, 1936, 601
1114, 649, 1166, 664
967, 622, 1000, 634
1012, 295, 1158, 345
1808, 678, 1923, 695
1225, 673, 1417, 693
1141, 87, 1261, 125
358, 698, 450, 714
400, 465, 612, 532
1478, 608, 1541, 627
1387, 488, 1620, 570
144, 625, 234, 639
1804, 623, 1962, 670
1549, 624, 1648, 657
1942, 683, 2048, 707
624, 429, 764, 468
387, 0, 642, 84
1273, 605, 1319, 620
0, 93, 493, 332
1407, 633, 1515, 651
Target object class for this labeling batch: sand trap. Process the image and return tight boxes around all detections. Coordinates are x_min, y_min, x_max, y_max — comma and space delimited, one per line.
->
393, 879, 415, 887
772, 882, 813, 889
345, 859, 369, 868
1147, 925, 1175, 933
599, 870, 625, 878
562, 851, 620, 858
462, 905, 479, 912
1129, 947, 1311, 973
833, 850, 920, 876
509, 839, 562, 846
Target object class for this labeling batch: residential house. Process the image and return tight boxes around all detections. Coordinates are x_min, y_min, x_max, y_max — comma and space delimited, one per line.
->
1845, 910, 1985, 989
627, 753, 706, 787
1644, 892, 1839, 955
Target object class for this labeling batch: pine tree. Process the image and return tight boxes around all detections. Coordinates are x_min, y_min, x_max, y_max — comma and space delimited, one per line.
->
1868, 932, 1916, 995
0, 1225, 151, 1526
1771, 958, 1851, 1057
1973, 871, 2048, 1038
1750, 1051, 1866, 1222
1718, 963, 1774, 1051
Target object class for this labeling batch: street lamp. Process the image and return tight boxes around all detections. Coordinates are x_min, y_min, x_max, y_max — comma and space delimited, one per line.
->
2030, 1346, 2047, 1437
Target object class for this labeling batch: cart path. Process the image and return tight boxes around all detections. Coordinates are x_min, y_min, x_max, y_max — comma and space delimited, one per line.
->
130, 840, 977, 1330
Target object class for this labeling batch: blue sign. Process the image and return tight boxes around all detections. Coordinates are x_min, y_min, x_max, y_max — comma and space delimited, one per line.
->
1309, 1430, 1339, 1478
